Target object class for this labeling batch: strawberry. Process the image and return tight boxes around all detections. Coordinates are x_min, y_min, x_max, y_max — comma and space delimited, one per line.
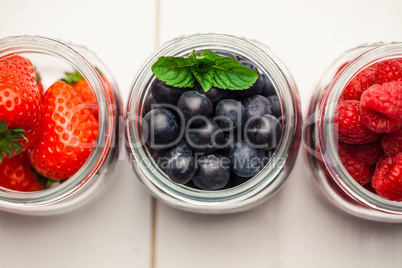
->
34, 67, 44, 96
0, 55, 43, 161
28, 81, 98, 180
0, 152, 45, 192
62, 70, 115, 119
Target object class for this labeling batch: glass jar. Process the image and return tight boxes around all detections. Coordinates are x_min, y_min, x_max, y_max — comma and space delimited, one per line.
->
126, 33, 301, 214
0, 36, 122, 215
304, 42, 402, 222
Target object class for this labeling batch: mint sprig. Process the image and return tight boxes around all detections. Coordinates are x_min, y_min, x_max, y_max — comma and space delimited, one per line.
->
151, 50, 258, 92
151, 51, 197, 88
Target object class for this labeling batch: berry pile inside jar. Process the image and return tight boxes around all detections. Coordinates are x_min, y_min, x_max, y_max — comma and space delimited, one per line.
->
141, 50, 282, 190
0, 55, 107, 192
334, 58, 402, 201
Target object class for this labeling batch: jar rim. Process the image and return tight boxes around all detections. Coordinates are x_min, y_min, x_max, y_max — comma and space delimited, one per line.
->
319, 42, 402, 214
126, 33, 300, 212
0, 35, 114, 208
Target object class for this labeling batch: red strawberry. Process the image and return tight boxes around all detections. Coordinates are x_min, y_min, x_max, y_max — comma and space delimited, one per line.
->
0, 152, 44, 192
28, 81, 98, 180
374, 59, 402, 84
338, 143, 374, 185
382, 128, 402, 156
372, 153, 402, 201
334, 100, 380, 144
360, 81, 402, 133
62, 70, 115, 119
0, 55, 43, 161
339, 64, 376, 102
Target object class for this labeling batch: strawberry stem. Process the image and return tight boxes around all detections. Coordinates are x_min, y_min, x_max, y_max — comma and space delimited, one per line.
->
61, 70, 84, 85
0, 120, 27, 163
30, 167, 65, 188
61, 68, 103, 85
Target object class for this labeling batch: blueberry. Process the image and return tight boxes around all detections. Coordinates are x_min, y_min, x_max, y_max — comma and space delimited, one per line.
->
186, 119, 224, 153
192, 154, 231, 190
147, 147, 169, 171
150, 79, 188, 105
261, 74, 276, 97
242, 95, 272, 119
232, 60, 263, 98
230, 140, 265, 178
148, 146, 166, 162
215, 99, 247, 130
244, 114, 282, 149
195, 83, 233, 104
166, 153, 197, 184
215, 129, 242, 157
165, 139, 192, 158
267, 95, 281, 117
177, 90, 213, 126
143, 93, 180, 117
141, 108, 180, 148
143, 94, 157, 115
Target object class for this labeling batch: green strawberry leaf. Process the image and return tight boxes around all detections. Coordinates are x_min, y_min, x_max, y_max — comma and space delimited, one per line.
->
0, 120, 6, 132
151, 51, 197, 88
31, 166, 65, 188
191, 56, 215, 91
0, 120, 27, 163
61, 70, 84, 85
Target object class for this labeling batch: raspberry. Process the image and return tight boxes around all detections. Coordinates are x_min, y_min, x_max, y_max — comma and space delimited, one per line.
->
338, 143, 374, 185
374, 59, 402, 84
335, 61, 350, 75
372, 153, 402, 201
382, 128, 402, 156
376, 154, 389, 170
339, 64, 376, 102
351, 139, 385, 165
360, 81, 402, 133
334, 100, 380, 144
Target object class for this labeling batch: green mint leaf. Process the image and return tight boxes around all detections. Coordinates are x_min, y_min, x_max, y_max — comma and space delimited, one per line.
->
200, 50, 226, 60
201, 50, 258, 90
191, 56, 216, 92
151, 51, 196, 88
151, 50, 259, 91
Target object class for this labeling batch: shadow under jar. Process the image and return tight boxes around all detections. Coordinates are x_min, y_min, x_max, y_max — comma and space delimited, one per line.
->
126, 34, 301, 214
0, 36, 122, 215
304, 42, 402, 222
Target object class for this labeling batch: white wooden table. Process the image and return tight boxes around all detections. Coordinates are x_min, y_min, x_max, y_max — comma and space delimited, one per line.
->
1, 0, 402, 267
